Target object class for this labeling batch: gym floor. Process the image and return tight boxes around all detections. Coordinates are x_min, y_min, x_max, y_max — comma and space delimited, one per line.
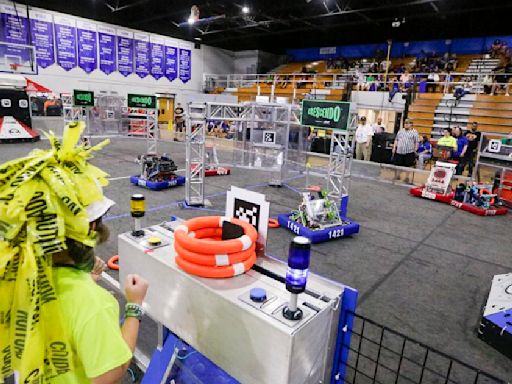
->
2, 137, 511, 382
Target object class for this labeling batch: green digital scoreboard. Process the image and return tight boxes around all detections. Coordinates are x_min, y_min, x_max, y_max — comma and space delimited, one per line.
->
127, 94, 157, 109
73, 90, 94, 107
300, 100, 351, 131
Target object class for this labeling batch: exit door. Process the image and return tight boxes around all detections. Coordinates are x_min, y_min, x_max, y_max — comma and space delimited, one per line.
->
158, 97, 175, 129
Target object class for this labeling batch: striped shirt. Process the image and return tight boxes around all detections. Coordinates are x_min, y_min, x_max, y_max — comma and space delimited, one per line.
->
395, 128, 419, 154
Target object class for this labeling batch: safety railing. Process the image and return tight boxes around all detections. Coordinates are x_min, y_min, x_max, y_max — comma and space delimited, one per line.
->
341, 312, 507, 384
203, 71, 512, 99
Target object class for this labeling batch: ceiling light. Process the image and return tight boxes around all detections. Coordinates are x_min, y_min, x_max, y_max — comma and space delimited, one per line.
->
188, 17, 195, 25
242, 6, 250, 14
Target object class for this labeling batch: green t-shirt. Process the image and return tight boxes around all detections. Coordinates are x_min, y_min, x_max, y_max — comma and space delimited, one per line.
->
48, 267, 132, 384
437, 136, 457, 150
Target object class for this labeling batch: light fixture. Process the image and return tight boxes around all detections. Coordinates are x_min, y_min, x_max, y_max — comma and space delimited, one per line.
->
188, 17, 195, 25
242, 6, 250, 14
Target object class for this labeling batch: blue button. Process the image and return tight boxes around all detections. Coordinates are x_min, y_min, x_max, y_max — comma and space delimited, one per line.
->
250, 288, 267, 302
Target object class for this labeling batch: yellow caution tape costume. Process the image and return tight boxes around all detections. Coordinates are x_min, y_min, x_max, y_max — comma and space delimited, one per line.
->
0, 122, 111, 383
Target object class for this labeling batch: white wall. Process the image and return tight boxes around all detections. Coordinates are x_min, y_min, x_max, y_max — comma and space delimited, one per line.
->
233, 50, 259, 74
3, 2, 236, 103
351, 91, 406, 111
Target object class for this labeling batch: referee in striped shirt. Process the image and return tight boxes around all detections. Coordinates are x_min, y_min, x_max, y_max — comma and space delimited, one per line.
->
392, 119, 419, 167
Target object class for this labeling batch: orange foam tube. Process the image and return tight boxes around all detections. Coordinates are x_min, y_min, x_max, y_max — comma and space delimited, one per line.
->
175, 252, 256, 278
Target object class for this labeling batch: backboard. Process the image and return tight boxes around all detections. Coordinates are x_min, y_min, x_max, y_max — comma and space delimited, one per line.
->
0, 42, 37, 75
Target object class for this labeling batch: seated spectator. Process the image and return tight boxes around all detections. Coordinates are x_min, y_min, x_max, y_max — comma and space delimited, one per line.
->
491, 39, 503, 58
452, 127, 469, 175
436, 128, 457, 159
400, 70, 412, 90
427, 70, 440, 93
416, 135, 432, 170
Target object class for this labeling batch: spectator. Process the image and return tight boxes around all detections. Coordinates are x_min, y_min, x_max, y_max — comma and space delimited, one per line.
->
490, 39, 503, 59
464, 121, 481, 175
453, 127, 469, 175
427, 70, 439, 93
436, 128, 457, 159
400, 70, 412, 91
373, 117, 386, 134
355, 116, 373, 161
416, 135, 432, 170
392, 119, 419, 167
174, 103, 185, 140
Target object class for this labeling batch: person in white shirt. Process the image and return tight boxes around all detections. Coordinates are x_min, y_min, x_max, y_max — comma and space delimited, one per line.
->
373, 117, 386, 134
355, 116, 374, 161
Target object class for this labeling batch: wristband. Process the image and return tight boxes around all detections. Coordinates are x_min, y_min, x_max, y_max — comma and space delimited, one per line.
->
125, 303, 144, 321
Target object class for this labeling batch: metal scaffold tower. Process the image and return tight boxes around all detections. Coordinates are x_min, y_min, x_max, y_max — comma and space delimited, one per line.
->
63, 93, 84, 124
185, 102, 207, 206
326, 112, 357, 215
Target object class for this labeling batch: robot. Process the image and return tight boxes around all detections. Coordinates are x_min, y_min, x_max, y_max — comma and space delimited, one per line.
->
130, 153, 185, 190
291, 191, 345, 230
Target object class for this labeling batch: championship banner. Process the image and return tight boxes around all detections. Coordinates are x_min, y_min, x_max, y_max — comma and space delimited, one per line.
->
117, 29, 133, 77
77, 20, 97, 74
98, 25, 116, 75
150, 35, 165, 80
179, 47, 191, 83
134, 32, 150, 78
0, 4, 29, 44
54, 16, 77, 71
165, 41, 177, 82
0, 4, 31, 66
29, 11, 55, 68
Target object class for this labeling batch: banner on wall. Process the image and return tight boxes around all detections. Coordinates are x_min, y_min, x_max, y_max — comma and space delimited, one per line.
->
179, 46, 191, 83
165, 40, 177, 81
77, 20, 97, 73
30, 11, 54, 68
0, 4, 32, 66
134, 32, 150, 78
150, 36, 165, 80
117, 29, 133, 77
54, 16, 77, 71
98, 25, 116, 75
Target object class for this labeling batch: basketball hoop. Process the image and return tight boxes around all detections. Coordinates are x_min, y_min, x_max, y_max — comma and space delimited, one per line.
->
9, 63, 21, 72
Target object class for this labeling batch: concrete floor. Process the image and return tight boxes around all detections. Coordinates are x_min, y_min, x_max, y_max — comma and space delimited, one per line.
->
1, 137, 511, 382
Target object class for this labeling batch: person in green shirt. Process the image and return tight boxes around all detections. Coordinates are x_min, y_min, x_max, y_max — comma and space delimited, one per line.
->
0, 123, 149, 384
436, 128, 457, 152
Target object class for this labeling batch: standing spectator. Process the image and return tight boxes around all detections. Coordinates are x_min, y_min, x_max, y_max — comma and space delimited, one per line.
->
416, 135, 432, 170
174, 103, 185, 141
464, 121, 481, 175
453, 127, 469, 175
373, 117, 386, 134
393, 119, 419, 167
355, 116, 373, 161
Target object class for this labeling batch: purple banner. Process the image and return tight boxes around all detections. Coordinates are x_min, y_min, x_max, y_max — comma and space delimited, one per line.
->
150, 38, 165, 80
98, 26, 116, 75
134, 33, 150, 78
0, 5, 31, 65
0, 5, 29, 44
54, 17, 77, 71
77, 21, 97, 73
179, 48, 191, 83
30, 11, 54, 68
165, 45, 177, 81
117, 30, 133, 77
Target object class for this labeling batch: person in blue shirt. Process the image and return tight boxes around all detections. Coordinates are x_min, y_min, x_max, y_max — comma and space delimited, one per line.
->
453, 127, 469, 175
416, 135, 432, 170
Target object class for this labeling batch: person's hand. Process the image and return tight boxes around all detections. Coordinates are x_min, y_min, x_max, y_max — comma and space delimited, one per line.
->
124, 274, 149, 305
91, 256, 106, 282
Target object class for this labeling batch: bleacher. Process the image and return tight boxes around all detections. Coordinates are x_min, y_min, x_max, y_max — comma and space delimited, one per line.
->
408, 93, 512, 137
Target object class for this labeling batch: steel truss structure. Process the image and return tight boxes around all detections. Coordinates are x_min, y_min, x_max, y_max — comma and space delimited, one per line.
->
185, 102, 207, 206
184, 100, 354, 209
326, 113, 357, 205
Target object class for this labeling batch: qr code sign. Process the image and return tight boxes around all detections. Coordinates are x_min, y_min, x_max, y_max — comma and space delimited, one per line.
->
263, 131, 276, 144
234, 198, 260, 229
